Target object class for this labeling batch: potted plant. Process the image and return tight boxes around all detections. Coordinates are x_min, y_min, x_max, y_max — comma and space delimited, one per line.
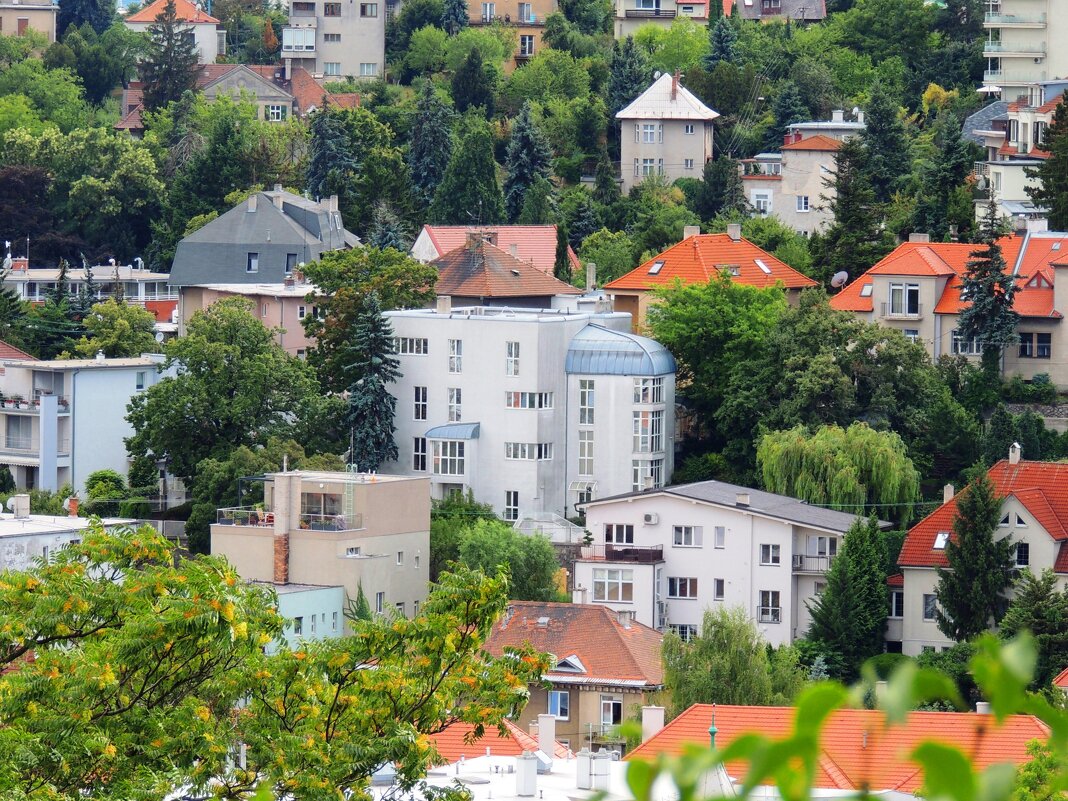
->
9, 394, 23, 409
58, 398, 69, 411
219, 510, 235, 526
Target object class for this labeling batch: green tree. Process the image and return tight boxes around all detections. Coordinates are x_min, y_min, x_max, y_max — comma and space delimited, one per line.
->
1012, 740, 1068, 801
607, 36, 651, 120
367, 201, 415, 251
859, 80, 909, 205
457, 519, 563, 601
913, 112, 976, 241
999, 569, 1068, 691
430, 492, 497, 581
554, 222, 572, 282
593, 148, 622, 206
662, 606, 806, 715
517, 176, 557, 224
57, 0, 114, 35
343, 292, 400, 473
835, 0, 936, 67
430, 113, 506, 225
983, 404, 1019, 465
408, 81, 455, 207
504, 102, 553, 221
349, 582, 374, 621
578, 228, 635, 284
764, 81, 808, 152
935, 474, 1015, 641
451, 48, 495, 117
696, 156, 747, 221
69, 297, 158, 358
702, 16, 737, 71
84, 467, 127, 516
139, 0, 199, 113
632, 18, 706, 74
441, 0, 469, 35
805, 517, 889, 680
405, 24, 448, 73
1026, 92, 1068, 230
0, 60, 92, 133
306, 107, 359, 203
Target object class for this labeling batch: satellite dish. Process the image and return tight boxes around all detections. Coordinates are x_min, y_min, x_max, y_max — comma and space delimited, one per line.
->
830, 271, 849, 289
654, 70, 663, 79
155, 331, 165, 343
62, 497, 71, 511
4, 499, 14, 512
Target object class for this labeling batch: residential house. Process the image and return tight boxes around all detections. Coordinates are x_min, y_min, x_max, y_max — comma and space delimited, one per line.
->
411, 225, 580, 276
894, 448, 1068, 656
829, 229, 1068, 388
735, 0, 826, 22
169, 187, 357, 284
429, 719, 571, 764
484, 601, 664, 752
430, 235, 582, 308
743, 134, 843, 236
604, 225, 818, 332
253, 581, 347, 651
281, 0, 386, 80
572, 479, 874, 646
378, 306, 677, 520
211, 470, 431, 622
0, 495, 130, 571
786, 108, 865, 142
123, 0, 224, 62
982, 0, 1068, 92
0, 0, 57, 41
0, 354, 169, 494
616, 72, 718, 193
627, 703, 1051, 795
612, 0, 707, 39
1055, 666, 1068, 693
467, 0, 556, 67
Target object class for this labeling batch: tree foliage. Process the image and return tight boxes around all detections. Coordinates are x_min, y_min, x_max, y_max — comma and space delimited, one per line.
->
408, 81, 455, 207
504, 102, 553, 221
458, 519, 563, 602
343, 292, 400, 472
999, 569, 1068, 692
70, 297, 158, 358
140, 0, 199, 113
430, 113, 506, 225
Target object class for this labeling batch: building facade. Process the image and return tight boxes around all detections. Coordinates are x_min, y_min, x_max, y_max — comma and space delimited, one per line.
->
571, 480, 871, 646
0, 0, 57, 41
743, 134, 842, 236
178, 281, 316, 357
612, 0, 708, 39
281, 0, 386, 80
379, 306, 676, 520
466, 0, 556, 68
983, 0, 1068, 92
123, 0, 224, 62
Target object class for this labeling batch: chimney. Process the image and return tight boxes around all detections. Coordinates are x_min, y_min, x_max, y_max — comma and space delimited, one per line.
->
616, 609, 634, 628
247, 194, 257, 212
641, 706, 665, 743
682, 225, 700, 240
509, 243, 519, 258
726, 223, 742, 242
1015, 215, 1028, 237
537, 713, 556, 758
671, 69, 679, 100
575, 749, 593, 790
857, 110, 865, 125
271, 472, 301, 584
284, 276, 295, 288
436, 295, 452, 315
328, 194, 339, 212
736, 492, 750, 507
11, 493, 29, 519
908, 233, 930, 243
274, 532, 289, 584
67, 495, 79, 517
591, 752, 611, 790
1009, 441, 1022, 465
572, 586, 588, 604
585, 261, 597, 292
516, 752, 538, 797
1027, 217, 1049, 233
943, 483, 955, 503
272, 192, 283, 210
831, 109, 844, 123
11, 257, 28, 272
465, 230, 483, 249
273, 183, 283, 193
976, 701, 992, 714
874, 681, 888, 704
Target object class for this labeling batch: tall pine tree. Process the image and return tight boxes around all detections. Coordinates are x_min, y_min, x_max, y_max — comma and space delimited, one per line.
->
451, 48, 494, 117
307, 109, 359, 201
859, 81, 909, 205
912, 112, 974, 240
343, 291, 400, 473
935, 474, 1015, 642
408, 82, 455, 208
593, 148, 622, 206
696, 156, 746, 220
441, 0, 469, 34
429, 113, 505, 224
957, 199, 1017, 374
764, 82, 808, 152
702, 16, 737, 71
140, 0, 199, 113
504, 102, 553, 222
607, 37, 650, 120
1026, 91, 1068, 231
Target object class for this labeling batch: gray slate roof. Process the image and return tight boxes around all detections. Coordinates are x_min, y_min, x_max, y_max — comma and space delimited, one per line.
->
565, 324, 676, 377
962, 101, 1009, 146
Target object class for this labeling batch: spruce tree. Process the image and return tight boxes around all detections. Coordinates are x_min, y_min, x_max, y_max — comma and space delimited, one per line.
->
348, 582, 374, 621
696, 156, 746, 220
709, 0, 723, 17
343, 291, 400, 473
307, 109, 359, 200
451, 48, 495, 117
935, 474, 1015, 642
957, 199, 1017, 374
140, 0, 200, 113
504, 102, 553, 222
1000, 569, 1068, 690
429, 113, 506, 224
764, 81, 808, 152
982, 404, 1019, 465
593, 148, 622, 206
441, 0, 469, 35
0, 247, 25, 347
565, 193, 600, 250
607, 36, 651, 120
859, 81, 909, 205
408, 82, 455, 208
702, 16, 737, 71
554, 224, 572, 283
367, 202, 414, 252
517, 177, 557, 224
912, 112, 974, 240
1026, 91, 1068, 231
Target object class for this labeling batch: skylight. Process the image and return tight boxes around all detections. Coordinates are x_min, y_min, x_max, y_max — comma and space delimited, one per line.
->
860, 284, 873, 297
933, 531, 950, 550
648, 260, 665, 275
1053, 242, 1062, 251
755, 259, 772, 275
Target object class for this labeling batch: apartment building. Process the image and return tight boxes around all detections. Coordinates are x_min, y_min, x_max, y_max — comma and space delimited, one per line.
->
281, 0, 385, 80
211, 470, 431, 624
616, 72, 718, 193
124, 0, 224, 62
613, 0, 707, 38
571, 479, 873, 647
829, 228, 1068, 388
893, 447, 1068, 656
467, 0, 556, 67
983, 0, 1068, 92
379, 306, 677, 520
0, 0, 57, 41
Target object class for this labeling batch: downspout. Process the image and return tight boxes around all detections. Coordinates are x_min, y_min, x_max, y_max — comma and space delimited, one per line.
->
69, 368, 79, 492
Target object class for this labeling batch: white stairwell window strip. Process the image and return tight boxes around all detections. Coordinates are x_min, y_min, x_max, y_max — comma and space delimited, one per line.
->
447, 387, 461, 421
506, 341, 520, 375
448, 339, 462, 373
578, 430, 593, 476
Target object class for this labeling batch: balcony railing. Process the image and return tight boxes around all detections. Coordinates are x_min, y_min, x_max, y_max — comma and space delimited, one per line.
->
624, 7, 676, 17
216, 507, 364, 531
579, 543, 664, 563
984, 12, 1046, 26
299, 512, 363, 531
793, 553, 836, 573
1, 395, 71, 414
983, 42, 1047, 55
985, 68, 1046, 83
880, 302, 923, 320
0, 437, 70, 457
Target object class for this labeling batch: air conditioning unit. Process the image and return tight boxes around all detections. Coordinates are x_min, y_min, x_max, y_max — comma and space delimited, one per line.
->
643, 513, 659, 525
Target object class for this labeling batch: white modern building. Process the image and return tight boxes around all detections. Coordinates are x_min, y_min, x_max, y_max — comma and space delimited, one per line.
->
280, 0, 386, 79
983, 0, 1068, 93
0, 355, 169, 494
571, 480, 873, 646
379, 305, 677, 520
123, 0, 225, 63
0, 495, 129, 572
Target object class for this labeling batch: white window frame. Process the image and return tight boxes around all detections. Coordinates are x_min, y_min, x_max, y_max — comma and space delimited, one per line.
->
506, 341, 520, 375
394, 337, 428, 355
633, 377, 664, 404
413, 386, 427, 420
667, 577, 698, 599
579, 379, 594, 423
922, 593, 938, 621
592, 568, 633, 602
760, 543, 781, 565
432, 440, 465, 476
758, 590, 781, 623
632, 410, 664, 453
548, 689, 570, 719
684, 123, 695, 135
713, 578, 725, 600
672, 525, 702, 547
796, 195, 810, 212
324, 62, 342, 76
413, 437, 427, 471
605, 523, 634, 544
504, 490, 519, 521
714, 525, 725, 548
578, 430, 593, 476
447, 387, 462, 422
448, 339, 462, 373
890, 591, 904, 618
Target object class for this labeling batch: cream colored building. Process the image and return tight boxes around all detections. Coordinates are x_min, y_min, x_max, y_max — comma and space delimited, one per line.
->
983, 0, 1068, 92
0, 0, 57, 41
211, 470, 431, 624
123, 0, 224, 62
616, 72, 718, 193
281, 0, 385, 79
613, 1, 707, 38
467, 0, 557, 68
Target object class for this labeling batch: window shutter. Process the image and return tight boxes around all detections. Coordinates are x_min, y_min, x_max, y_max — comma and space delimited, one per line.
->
657, 123, 663, 143
634, 124, 639, 143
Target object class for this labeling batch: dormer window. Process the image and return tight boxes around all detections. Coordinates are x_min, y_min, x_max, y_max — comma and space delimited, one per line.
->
933, 531, 950, 550
553, 655, 586, 673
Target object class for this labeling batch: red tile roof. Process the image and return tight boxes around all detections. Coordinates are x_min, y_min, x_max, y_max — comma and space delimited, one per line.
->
428, 719, 569, 764
125, 0, 220, 23
781, 134, 842, 151
899, 460, 1068, 568
432, 240, 581, 299
1055, 541, 1068, 575
484, 601, 664, 687
887, 573, 903, 587
1054, 666, 1068, 689
420, 226, 580, 274
605, 233, 817, 292
0, 340, 32, 360
741, 174, 783, 181
626, 704, 1049, 791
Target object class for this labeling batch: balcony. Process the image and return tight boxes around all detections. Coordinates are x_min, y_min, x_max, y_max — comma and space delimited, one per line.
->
216, 507, 364, 531
880, 302, 923, 320
624, 7, 676, 17
579, 543, 664, 563
0, 437, 70, 459
983, 42, 1047, 57
984, 11, 1046, 27
793, 553, 836, 573
472, 13, 546, 25
0, 395, 71, 414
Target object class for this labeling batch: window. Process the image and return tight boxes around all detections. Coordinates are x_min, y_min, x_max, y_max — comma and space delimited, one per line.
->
282, 27, 315, 51
904, 329, 920, 342
324, 1, 341, 12
413, 386, 427, 420
293, 616, 303, 635
888, 282, 920, 315
713, 578, 725, 600
447, 388, 462, 421
285, 253, 297, 274
814, 581, 826, 595
267, 104, 284, 122
548, 690, 570, 719
504, 442, 553, 460
359, 62, 378, 77
481, 0, 495, 18
714, 526, 725, 549
246, 252, 259, 273
634, 377, 664, 404
504, 490, 519, 521
601, 696, 623, 728
578, 430, 593, 476
640, 158, 660, 176
360, 1, 377, 13
668, 577, 698, 598
579, 379, 594, 423
346, 546, 361, 557
642, 123, 658, 143
632, 410, 664, 452
672, 525, 702, 547
324, 62, 342, 76
1016, 513, 1026, 527
396, 601, 406, 615
505, 391, 553, 409
310, 616, 317, 634
952, 329, 981, 356
375, 592, 385, 614
432, 440, 465, 475
999, 513, 1010, 527
934, 531, 950, 550
262, 304, 270, 318
323, 32, 341, 41
6, 415, 31, 450
760, 543, 781, 565
592, 568, 633, 602
332, 611, 338, 631
518, 1, 532, 20
1015, 542, 1030, 567
519, 34, 535, 56
923, 593, 937, 621
1019, 332, 1052, 359
506, 341, 520, 375
670, 624, 698, 641
298, 305, 307, 320
395, 337, 428, 355
135, 371, 146, 391
752, 192, 771, 215
684, 158, 695, 170
631, 459, 664, 491
448, 339, 462, 373
796, 195, 810, 212
890, 591, 904, 618
684, 123, 695, 135
605, 524, 634, 544
758, 590, 781, 623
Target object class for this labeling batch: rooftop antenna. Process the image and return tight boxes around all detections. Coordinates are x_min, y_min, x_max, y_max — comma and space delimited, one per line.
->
708, 704, 718, 748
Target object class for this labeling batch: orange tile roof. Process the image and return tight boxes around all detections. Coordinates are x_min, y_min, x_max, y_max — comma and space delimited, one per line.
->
626, 704, 1049, 791
484, 601, 664, 687
421, 226, 580, 274
0, 340, 32, 360
741, 174, 783, 181
428, 719, 569, 764
1054, 666, 1068, 689
887, 573, 903, 587
605, 233, 817, 292
780, 134, 842, 151
1055, 541, 1068, 575
432, 241, 581, 299
899, 460, 1068, 568
125, 0, 220, 23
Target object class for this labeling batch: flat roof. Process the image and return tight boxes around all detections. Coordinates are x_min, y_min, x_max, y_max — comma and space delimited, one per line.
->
250, 580, 345, 595
264, 469, 425, 485
195, 282, 318, 298
0, 514, 132, 538
2, 355, 164, 370
385, 306, 628, 324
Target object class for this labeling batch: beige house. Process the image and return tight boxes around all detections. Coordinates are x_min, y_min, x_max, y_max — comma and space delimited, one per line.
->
616, 72, 718, 193
743, 135, 840, 236
612, 0, 708, 38
983, 0, 1068, 91
123, 0, 224, 62
281, 0, 386, 79
466, 0, 557, 68
211, 470, 431, 625
0, 0, 57, 41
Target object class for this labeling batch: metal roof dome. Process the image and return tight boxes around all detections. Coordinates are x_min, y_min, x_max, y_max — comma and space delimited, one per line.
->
564, 324, 676, 376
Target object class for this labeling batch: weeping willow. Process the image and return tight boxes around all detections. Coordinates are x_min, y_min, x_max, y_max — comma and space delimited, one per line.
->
757, 422, 921, 525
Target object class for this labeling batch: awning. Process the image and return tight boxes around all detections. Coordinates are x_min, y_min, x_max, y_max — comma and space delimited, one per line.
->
425, 422, 480, 439
568, 480, 597, 493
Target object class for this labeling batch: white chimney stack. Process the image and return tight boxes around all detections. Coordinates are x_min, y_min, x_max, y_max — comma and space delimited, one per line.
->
908, 232, 930, 243
537, 713, 556, 760
516, 752, 538, 797
682, 225, 700, 240
591, 752, 611, 790
943, 483, 955, 503
247, 194, 257, 212
572, 586, 588, 604
976, 701, 992, 714
436, 295, 452, 315
726, 223, 742, 242
641, 706, 665, 743
585, 261, 597, 291
831, 109, 844, 122
575, 749, 593, 790
1009, 442, 1022, 465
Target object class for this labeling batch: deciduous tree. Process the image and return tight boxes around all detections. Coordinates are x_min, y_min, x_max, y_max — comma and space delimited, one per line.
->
457, 519, 563, 601
70, 297, 158, 358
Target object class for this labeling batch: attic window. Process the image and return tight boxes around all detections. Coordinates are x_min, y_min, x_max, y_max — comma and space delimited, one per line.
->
1028, 275, 1050, 288
1016, 513, 1026, 527
1053, 242, 1062, 251
536, 616, 550, 627
755, 259, 772, 275
553, 655, 586, 673
933, 531, 950, 550
720, 264, 741, 276
648, 260, 665, 275
999, 513, 1010, 527
860, 284, 873, 297
510, 269, 521, 277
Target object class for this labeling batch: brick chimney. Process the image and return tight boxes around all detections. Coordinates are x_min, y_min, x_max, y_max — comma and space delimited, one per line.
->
11, 257, 28, 272
671, 69, 679, 101
273, 532, 289, 584
67, 495, 79, 517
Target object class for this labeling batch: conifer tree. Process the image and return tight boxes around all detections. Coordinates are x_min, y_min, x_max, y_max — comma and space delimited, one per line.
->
982, 404, 1018, 465
367, 202, 414, 252
58, 0, 113, 36
504, 102, 553, 222
696, 156, 746, 220
566, 193, 600, 249
593, 148, 622, 206
517, 177, 556, 224
430, 113, 506, 224
348, 582, 374, 621
343, 292, 400, 473
702, 16, 737, 71
957, 199, 1017, 374
859, 81, 909, 205
607, 36, 651, 120
764, 81, 808, 152
408, 82, 455, 208
709, 0, 723, 17
1026, 91, 1068, 231
912, 112, 974, 240
935, 474, 1015, 642
307, 109, 359, 200
441, 0, 469, 35
0, 246, 25, 347
451, 48, 495, 117
554, 224, 572, 283
140, 0, 199, 113
1000, 569, 1068, 690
